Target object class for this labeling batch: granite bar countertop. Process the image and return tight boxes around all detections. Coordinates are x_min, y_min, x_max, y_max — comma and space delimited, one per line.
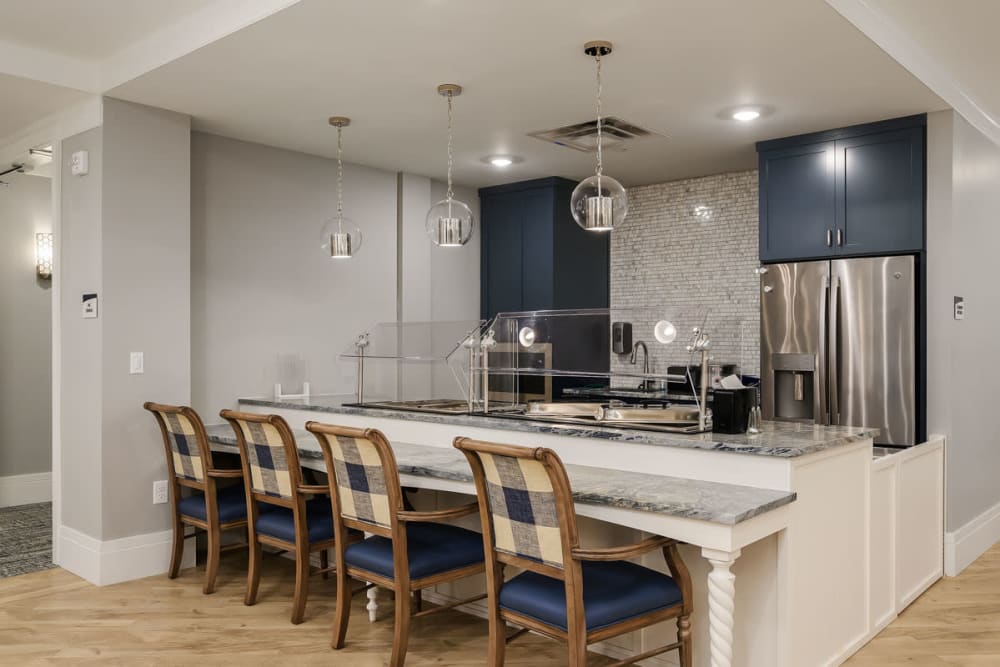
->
204, 424, 796, 525
238, 394, 878, 458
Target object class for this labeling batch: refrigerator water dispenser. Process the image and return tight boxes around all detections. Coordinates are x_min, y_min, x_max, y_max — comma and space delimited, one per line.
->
771, 353, 817, 422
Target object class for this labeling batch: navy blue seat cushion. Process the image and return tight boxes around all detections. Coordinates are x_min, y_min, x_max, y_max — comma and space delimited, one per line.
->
178, 484, 248, 524
255, 498, 336, 544
499, 560, 682, 631
344, 522, 484, 580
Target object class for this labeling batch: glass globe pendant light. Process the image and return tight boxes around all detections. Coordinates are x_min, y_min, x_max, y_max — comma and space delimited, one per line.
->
320, 116, 362, 258
571, 41, 628, 232
426, 84, 474, 247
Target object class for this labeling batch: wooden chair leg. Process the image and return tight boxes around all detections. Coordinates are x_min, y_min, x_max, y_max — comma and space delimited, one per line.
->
567, 630, 587, 667
203, 524, 221, 595
487, 607, 506, 667
245, 541, 262, 606
413, 589, 423, 613
678, 615, 692, 667
320, 549, 329, 580
331, 566, 351, 649
291, 548, 311, 624
389, 585, 411, 667
168, 515, 184, 579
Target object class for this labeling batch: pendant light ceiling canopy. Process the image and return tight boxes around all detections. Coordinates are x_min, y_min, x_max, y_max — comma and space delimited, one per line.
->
321, 116, 363, 258
426, 83, 474, 247
570, 40, 628, 232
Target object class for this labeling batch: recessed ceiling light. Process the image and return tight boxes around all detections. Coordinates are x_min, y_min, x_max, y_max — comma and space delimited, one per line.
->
481, 155, 523, 168
732, 109, 761, 122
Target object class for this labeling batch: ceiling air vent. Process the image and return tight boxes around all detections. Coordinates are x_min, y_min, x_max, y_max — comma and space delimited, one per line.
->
528, 117, 663, 152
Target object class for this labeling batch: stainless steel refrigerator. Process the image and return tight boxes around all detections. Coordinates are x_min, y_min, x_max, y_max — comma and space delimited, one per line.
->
760, 256, 915, 446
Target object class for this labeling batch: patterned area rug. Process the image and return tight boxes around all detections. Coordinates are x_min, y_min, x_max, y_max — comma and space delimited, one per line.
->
0, 502, 56, 578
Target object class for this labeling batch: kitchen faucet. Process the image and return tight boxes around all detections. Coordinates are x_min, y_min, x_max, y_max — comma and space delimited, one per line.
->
630, 340, 652, 390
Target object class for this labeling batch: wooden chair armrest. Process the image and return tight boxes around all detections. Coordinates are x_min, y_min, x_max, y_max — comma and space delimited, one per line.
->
207, 469, 243, 478
571, 536, 675, 562
397, 502, 479, 523
297, 484, 331, 495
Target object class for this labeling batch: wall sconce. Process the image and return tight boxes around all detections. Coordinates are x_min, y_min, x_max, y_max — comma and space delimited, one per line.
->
36, 232, 53, 280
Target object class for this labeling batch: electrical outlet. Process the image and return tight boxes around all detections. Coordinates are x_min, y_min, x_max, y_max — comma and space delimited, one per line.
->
152, 480, 169, 504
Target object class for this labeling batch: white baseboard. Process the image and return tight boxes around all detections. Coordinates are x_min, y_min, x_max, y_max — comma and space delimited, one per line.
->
419, 590, 675, 666
945, 498, 1000, 576
0, 471, 52, 507
58, 525, 196, 586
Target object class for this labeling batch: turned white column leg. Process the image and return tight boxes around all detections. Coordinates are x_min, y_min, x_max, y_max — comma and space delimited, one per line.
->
367, 584, 379, 622
702, 548, 741, 667
363, 531, 379, 623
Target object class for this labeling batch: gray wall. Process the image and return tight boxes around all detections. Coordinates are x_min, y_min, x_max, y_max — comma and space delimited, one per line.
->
60, 126, 104, 537
610, 170, 760, 379
927, 109, 1000, 532
60, 99, 191, 541
191, 133, 481, 414
100, 99, 191, 540
0, 174, 52, 479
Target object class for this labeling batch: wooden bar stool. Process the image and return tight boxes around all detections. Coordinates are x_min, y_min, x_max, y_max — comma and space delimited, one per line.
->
307, 422, 487, 667
221, 410, 352, 624
454, 437, 694, 667
144, 402, 248, 594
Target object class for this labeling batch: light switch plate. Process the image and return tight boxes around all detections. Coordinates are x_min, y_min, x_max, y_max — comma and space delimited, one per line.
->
82, 293, 98, 319
152, 480, 168, 504
954, 296, 965, 320
70, 150, 89, 176
130, 352, 144, 374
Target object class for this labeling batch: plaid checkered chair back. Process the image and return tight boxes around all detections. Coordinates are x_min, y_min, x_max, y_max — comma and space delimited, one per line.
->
476, 450, 565, 569
326, 433, 393, 529
231, 417, 295, 499
146, 405, 207, 483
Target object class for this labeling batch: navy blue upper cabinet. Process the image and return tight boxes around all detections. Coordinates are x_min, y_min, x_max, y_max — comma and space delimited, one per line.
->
479, 177, 609, 320
759, 141, 837, 262
757, 115, 926, 263
837, 127, 925, 255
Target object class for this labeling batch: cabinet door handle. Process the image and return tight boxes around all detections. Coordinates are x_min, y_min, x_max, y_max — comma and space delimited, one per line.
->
826, 229, 833, 247
836, 229, 843, 246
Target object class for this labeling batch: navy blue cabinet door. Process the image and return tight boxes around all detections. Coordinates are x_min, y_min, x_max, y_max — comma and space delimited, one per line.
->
482, 193, 523, 318
759, 141, 837, 262
836, 127, 924, 255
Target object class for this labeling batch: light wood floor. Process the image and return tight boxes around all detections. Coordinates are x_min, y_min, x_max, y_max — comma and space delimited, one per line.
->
2, 545, 998, 665
0, 553, 612, 665
846, 544, 1000, 666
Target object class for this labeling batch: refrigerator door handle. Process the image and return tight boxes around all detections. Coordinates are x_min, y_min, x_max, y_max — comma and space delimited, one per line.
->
817, 276, 829, 425
829, 274, 841, 425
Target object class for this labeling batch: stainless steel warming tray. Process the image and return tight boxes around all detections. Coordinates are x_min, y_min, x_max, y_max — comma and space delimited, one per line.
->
598, 405, 701, 425
525, 402, 604, 419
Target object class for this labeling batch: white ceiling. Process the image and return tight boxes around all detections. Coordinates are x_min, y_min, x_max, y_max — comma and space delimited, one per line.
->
827, 0, 1000, 146
0, 72, 88, 140
104, 0, 946, 188
0, 0, 215, 60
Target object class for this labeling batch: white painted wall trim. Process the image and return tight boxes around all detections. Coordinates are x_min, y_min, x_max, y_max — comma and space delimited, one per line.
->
824, 0, 1000, 149
58, 525, 195, 586
944, 498, 1000, 576
0, 472, 52, 507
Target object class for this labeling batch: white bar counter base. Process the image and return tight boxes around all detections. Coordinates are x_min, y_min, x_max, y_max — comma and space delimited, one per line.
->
219, 395, 943, 667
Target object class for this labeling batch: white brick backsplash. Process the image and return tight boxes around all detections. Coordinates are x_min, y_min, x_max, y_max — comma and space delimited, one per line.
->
610, 170, 760, 380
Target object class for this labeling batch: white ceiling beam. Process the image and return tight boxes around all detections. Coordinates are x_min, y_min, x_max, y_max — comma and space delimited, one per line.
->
825, 0, 1000, 148
99, 0, 304, 91
0, 40, 99, 93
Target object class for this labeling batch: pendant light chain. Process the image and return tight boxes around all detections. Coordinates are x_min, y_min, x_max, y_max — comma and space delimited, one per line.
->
336, 125, 344, 232
446, 91, 455, 202
595, 52, 603, 180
